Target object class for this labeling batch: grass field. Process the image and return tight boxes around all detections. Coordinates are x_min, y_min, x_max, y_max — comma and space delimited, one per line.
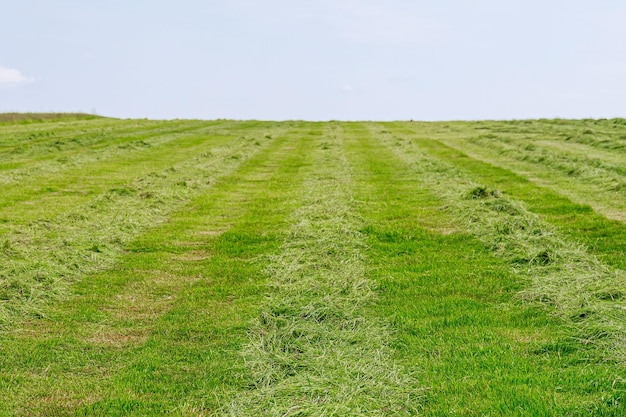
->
1, 114, 625, 416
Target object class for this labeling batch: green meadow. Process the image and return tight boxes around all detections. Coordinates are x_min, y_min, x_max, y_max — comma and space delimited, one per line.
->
1, 114, 625, 416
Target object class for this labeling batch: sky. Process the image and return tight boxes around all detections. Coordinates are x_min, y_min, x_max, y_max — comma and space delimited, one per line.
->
2, 0, 626, 121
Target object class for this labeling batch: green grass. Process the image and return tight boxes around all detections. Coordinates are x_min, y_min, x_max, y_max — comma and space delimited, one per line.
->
0, 112, 104, 124
224, 125, 420, 415
0, 116, 625, 415
420, 120, 626, 222
344, 123, 626, 415
0, 122, 308, 415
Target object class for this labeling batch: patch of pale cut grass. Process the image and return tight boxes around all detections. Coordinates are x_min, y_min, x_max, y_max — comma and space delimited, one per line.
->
223, 135, 422, 416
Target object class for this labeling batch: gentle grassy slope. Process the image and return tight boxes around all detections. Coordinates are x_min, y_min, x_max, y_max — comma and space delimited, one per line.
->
0, 117, 625, 416
0, 113, 103, 124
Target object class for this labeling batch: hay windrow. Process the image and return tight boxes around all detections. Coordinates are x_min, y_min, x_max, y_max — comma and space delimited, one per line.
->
0, 125, 286, 328
466, 134, 626, 194
373, 125, 626, 362
224, 130, 422, 416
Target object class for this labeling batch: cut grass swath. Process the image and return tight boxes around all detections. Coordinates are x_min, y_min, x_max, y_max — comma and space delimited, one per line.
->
372, 124, 626, 363
223, 126, 422, 416
0, 118, 625, 415
345, 123, 626, 415
0, 123, 284, 328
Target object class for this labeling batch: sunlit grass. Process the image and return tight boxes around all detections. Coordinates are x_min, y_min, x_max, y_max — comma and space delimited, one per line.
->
1, 117, 625, 415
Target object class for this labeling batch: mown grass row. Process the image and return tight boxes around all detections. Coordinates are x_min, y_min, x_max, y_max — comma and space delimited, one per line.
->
0, 119, 208, 179
465, 134, 626, 192
370, 124, 626, 362
403, 133, 626, 272
0, 121, 284, 226
0, 121, 229, 205
1, 118, 625, 415
454, 118, 626, 153
343, 123, 626, 415
0, 121, 287, 328
0, 123, 313, 415
224, 124, 420, 416
419, 120, 626, 221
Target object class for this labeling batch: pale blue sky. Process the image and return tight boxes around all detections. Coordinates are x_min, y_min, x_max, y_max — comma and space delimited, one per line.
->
2, 1, 626, 120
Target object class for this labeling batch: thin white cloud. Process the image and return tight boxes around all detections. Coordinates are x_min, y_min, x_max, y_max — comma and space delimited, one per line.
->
0, 66, 34, 87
